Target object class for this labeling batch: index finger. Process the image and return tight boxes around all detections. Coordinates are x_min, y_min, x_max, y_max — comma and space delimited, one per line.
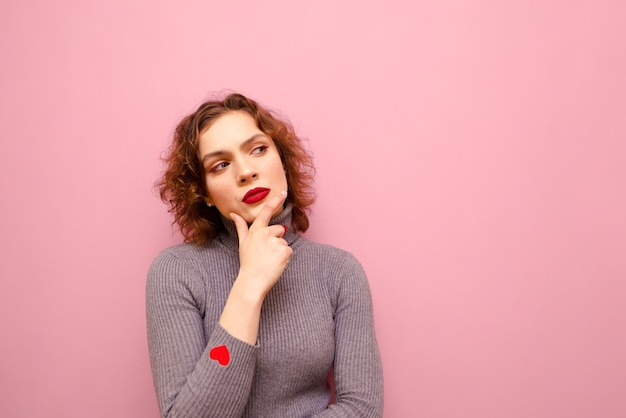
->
251, 190, 288, 228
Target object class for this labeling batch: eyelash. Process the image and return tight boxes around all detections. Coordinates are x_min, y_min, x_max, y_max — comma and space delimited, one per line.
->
208, 145, 268, 173
209, 161, 229, 173
252, 145, 268, 155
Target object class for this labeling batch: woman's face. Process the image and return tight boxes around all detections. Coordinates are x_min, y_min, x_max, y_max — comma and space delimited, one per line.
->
198, 110, 288, 223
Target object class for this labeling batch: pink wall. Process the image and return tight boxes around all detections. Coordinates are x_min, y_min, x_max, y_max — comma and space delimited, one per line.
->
1, 1, 624, 417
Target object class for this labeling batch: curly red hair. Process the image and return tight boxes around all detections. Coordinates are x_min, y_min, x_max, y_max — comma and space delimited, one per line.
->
157, 93, 316, 244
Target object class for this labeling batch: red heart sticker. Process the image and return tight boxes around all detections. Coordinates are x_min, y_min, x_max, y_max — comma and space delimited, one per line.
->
209, 345, 230, 366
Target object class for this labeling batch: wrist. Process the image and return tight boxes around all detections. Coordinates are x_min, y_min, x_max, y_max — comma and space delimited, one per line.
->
231, 275, 267, 305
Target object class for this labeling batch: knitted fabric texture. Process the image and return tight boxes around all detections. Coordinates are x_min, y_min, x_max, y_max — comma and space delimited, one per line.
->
146, 206, 383, 417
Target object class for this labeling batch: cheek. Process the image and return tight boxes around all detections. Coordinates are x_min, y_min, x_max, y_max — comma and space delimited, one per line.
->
205, 179, 228, 202
270, 157, 288, 182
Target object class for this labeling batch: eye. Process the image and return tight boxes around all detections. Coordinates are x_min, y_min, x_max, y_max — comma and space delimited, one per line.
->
251, 145, 268, 155
209, 161, 229, 173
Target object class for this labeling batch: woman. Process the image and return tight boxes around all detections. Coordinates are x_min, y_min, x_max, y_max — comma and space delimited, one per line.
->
147, 93, 383, 417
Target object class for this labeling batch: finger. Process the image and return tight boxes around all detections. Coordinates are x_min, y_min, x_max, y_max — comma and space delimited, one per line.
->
252, 190, 288, 228
230, 212, 249, 244
268, 224, 287, 238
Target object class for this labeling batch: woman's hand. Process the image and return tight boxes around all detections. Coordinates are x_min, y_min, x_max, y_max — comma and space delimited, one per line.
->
219, 191, 292, 344
230, 191, 292, 299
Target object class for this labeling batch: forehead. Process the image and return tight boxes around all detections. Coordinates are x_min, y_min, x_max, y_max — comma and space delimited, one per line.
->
198, 111, 262, 151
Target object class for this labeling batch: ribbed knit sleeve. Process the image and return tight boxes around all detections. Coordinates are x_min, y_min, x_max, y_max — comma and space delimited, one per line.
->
315, 252, 384, 417
146, 248, 257, 418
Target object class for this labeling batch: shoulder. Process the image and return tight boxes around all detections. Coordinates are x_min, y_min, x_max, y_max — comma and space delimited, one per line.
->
147, 242, 221, 293
149, 243, 200, 274
295, 237, 358, 263
152, 240, 220, 260
149, 240, 230, 272
295, 239, 374, 313
295, 237, 367, 282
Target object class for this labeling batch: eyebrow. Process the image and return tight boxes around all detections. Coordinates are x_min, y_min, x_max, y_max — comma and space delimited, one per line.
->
201, 133, 268, 164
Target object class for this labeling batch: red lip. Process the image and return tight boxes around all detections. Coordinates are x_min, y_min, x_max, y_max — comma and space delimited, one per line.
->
242, 187, 270, 204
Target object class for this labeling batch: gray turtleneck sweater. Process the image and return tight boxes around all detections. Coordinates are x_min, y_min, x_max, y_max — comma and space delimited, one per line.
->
146, 207, 383, 417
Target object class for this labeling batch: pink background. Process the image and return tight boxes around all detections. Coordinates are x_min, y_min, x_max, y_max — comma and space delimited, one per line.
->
1, 1, 625, 417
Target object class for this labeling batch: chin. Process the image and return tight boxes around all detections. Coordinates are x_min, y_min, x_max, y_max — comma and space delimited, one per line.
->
241, 208, 262, 224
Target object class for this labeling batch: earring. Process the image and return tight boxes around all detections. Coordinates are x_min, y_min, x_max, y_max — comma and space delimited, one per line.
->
206, 202, 213, 207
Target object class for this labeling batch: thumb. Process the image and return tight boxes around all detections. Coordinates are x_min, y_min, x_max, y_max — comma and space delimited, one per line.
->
229, 212, 249, 245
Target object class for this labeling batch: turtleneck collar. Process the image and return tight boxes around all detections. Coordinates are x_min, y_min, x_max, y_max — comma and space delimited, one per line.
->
217, 204, 300, 251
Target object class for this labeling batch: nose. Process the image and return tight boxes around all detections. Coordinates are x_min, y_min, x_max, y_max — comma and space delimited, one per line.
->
237, 160, 258, 184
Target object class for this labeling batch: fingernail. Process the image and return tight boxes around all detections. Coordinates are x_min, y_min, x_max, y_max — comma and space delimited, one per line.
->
282, 225, 288, 235
280, 191, 287, 197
